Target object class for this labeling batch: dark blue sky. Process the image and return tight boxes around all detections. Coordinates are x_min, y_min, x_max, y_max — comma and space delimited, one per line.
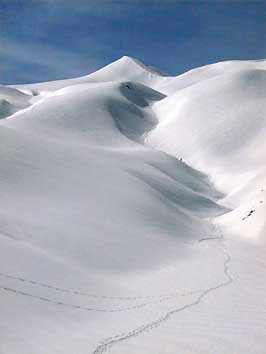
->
1, 0, 265, 84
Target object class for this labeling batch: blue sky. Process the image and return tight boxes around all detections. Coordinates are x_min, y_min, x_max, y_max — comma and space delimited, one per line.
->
1, 0, 265, 84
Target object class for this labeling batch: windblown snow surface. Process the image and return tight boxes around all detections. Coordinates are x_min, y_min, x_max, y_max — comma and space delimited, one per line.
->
0, 56, 266, 354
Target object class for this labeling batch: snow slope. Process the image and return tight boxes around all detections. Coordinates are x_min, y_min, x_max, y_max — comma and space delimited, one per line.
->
0, 56, 265, 354
0, 85, 31, 119
147, 67, 266, 191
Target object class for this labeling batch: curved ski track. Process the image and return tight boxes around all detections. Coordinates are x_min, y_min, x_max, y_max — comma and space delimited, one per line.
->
92, 224, 233, 354
0, 267, 209, 313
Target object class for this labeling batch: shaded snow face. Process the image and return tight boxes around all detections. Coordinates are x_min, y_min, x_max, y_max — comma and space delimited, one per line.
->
0, 85, 31, 118
0, 76, 225, 272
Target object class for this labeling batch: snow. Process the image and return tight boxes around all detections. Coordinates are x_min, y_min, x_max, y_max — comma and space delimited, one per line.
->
0, 56, 265, 354
0, 85, 31, 119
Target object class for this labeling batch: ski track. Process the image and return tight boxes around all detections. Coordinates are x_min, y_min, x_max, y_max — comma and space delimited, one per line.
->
0, 282, 204, 313
92, 223, 233, 354
0, 271, 207, 313
0, 230, 222, 315
0, 271, 204, 301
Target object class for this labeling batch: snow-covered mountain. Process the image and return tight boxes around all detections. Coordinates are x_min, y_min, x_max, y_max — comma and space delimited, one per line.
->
0, 56, 265, 354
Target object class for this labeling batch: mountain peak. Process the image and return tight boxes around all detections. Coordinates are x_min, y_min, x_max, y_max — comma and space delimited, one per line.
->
111, 55, 169, 76
119, 55, 139, 62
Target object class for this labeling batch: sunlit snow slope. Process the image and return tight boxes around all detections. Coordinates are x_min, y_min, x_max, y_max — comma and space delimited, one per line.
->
0, 56, 265, 354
